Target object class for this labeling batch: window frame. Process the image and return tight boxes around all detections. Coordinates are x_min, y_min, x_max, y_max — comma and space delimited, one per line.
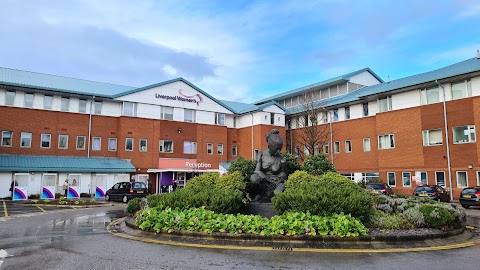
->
217, 144, 224, 155
184, 109, 196, 122
58, 134, 69, 149
453, 125, 476, 144
362, 103, 369, 117
125, 138, 134, 151
387, 172, 396, 187
5, 91, 15, 106
40, 133, 51, 149
215, 113, 225, 126
61, 97, 70, 112
422, 129, 443, 146
476, 171, 480, 186
108, 138, 117, 151
334, 141, 340, 154
20, 132, 32, 148
43, 95, 53, 109
183, 141, 197, 154
378, 96, 392, 113
159, 140, 174, 153
363, 138, 371, 152
122, 101, 137, 117
79, 99, 87, 113
76, 136, 86, 150
451, 79, 472, 100
378, 134, 395, 150
402, 172, 411, 187
456, 171, 468, 188
139, 138, 147, 152
24, 93, 34, 108
207, 143, 213, 155
1, 131, 13, 147
435, 171, 446, 187
345, 140, 352, 153
92, 136, 101, 151
94, 101, 102, 114
322, 142, 329, 154
344, 106, 350, 120
333, 109, 339, 122
294, 146, 300, 157
161, 106, 174, 120
232, 145, 237, 156
420, 86, 440, 105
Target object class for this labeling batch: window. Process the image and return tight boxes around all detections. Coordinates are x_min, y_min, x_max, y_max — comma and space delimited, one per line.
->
477, 171, 480, 186
41, 133, 51, 148
79, 99, 87, 113
161, 106, 174, 120
322, 142, 329, 154
123, 102, 136, 116
333, 109, 339, 122
58, 134, 68, 149
1, 131, 12, 146
44, 95, 53, 109
344, 106, 350, 120
420, 87, 440, 105
108, 138, 117, 151
422, 129, 443, 146
207, 143, 213, 155
295, 146, 300, 157
24, 93, 33, 107
387, 172, 396, 186
5, 91, 15, 105
378, 134, 395, 149
215, 113, 225, 126
345, 140, 352, 153
159, 140, 173, 153
233, 117, 237, 128
362, 103, 369, 117
451, 80, 472, 100
76, 136, 86, 150
363, 138, 371, 152
125, 138, 134, 151
20, 132, 32, 148
304, 145, 310, 156
314, 143, 320, 155
254, 149, 260, 159
139, 138, 147, 152
184, 109, 195, 122
270, 113, 275, 125
218, 144, 224, 155
453, 125, 475, 143
232, 145, 237, 156
92, 137, 101, 151
420, 172, 428, 185
61, 97, 70, 111
456, 171, 468, 188
94, 101, 102, 114
184, 141, 197, 154
334, 141, 340, 153
435, 171, 445, 186
402, 172, 411, 187
378, 96, 392, 112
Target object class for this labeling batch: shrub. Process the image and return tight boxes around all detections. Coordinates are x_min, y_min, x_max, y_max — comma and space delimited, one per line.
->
368, 210, 413, 230
127, 198, 142, 214
301, 154, 335, 176
215, 172, 246, 192
419, 205, 455, 229
184, 173, 219, 190
284, 171, 319, 189
227, 157, 256, 183
280, 152, 301, 176
273, 172, 373, 222
402, 206, 426, 227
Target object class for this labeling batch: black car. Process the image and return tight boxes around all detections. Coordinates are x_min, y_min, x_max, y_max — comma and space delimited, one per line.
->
105, 182, 148, 203
365, 183, 394, 196
459, 186, 480, 209
413, 185, 450, 202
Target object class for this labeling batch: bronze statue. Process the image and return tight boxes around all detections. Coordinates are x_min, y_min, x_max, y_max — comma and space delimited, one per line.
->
250, 129, 287, 202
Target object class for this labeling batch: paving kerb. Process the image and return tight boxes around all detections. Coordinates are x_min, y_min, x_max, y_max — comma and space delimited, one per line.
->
106, 216, 480, 252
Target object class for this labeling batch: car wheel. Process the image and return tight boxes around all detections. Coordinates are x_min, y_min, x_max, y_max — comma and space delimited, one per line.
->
462, 205, 470, 209
122, 195, 129, 203
105, 194, 110, 201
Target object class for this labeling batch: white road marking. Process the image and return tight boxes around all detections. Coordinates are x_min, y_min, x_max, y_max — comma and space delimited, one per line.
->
0, 249, 12, 267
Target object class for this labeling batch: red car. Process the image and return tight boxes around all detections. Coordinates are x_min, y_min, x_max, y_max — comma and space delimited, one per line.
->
365, 183, 394, 196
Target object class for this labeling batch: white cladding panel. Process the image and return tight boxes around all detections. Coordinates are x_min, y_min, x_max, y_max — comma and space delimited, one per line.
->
197, 110, 216, 125
116, 81, 232, 114
349, 71, 382, 86
262, 104, 284, 114
237, 114, 254, 128
0, 172, 11, 198
472, 76, 480, 97
392, 90, 420, 110
369, 100, 378, 115
137, 103, 161, 119
350, 103, 362, 119
102, 101, 121, 117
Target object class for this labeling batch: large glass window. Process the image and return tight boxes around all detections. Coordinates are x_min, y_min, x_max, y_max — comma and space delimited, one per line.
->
378, 96, 392, 112
79, 99, 87, 113
435, 171, 445, 186
159, 140, 173, 153
61, 97, 70, 111
5, 91, 15, 105
108, 138, 117, 151
24, 93, 34, 107
363, 138, 371, 152
402, 172, 411, 187
345, 140, 352, 153
456, 171, 468, 188
362, 103, 369, 117
218, 144, 224, 155
139, 138, 147, 152
451, 80, 472, 100
184, 109, 195, 122
44, 95, 53, 109
123, 102, 136, 116
41, 133, 51, 148
76, 136, 86, 150
184, 141, 197, 154
58, 134, 68, 149
92, 137, 101, 151
344, 106, 350, 120
125, 138, 134, 151
378, 134, 395, 149
94, 101, 102, 114
20, 132, 32, 148
453, 125, 475, 143
207, 143, 213, 155
161, 106, 174, 120
1, 131, 12, 147
421, 87, 440, 105
422, 129, 443, 146
215, 113, 225, 126
387, 172, 396, 186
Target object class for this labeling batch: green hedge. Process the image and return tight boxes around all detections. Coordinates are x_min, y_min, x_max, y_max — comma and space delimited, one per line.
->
419, 204, 455, 229
273, 172, 373, 222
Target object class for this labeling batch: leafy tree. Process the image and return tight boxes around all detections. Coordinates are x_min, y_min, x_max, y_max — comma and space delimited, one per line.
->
228, 157, 256, 183
280, 152, 301, 176
302, 154, 336, 176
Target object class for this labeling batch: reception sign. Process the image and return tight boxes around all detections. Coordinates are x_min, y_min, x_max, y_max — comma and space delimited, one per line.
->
13, 187, 28, 201
158, 158, 212, 170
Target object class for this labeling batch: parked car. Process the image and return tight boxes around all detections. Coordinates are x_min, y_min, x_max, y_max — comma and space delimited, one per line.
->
459, 186, 480, 209
413, 185, 450, 202
105, 182, 148, 203
365, 183, 394, 196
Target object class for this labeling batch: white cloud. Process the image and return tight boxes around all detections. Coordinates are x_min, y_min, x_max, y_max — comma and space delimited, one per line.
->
162, 64, 177, 76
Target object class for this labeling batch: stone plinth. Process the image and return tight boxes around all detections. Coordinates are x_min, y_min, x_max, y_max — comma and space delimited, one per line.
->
243, 202, 279, 219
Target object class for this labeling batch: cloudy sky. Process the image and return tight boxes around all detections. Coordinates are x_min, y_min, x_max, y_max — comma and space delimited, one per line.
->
1, 0, 479, 103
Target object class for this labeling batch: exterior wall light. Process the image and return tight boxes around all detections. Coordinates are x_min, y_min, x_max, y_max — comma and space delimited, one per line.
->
178, 128, 182, 133
468, 164, 473, 169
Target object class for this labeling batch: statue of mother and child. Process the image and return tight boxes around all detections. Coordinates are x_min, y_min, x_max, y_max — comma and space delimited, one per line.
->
250, 129, 288, 203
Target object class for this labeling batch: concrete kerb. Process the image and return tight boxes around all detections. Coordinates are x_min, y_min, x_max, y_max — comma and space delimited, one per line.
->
106, 216, 480, 253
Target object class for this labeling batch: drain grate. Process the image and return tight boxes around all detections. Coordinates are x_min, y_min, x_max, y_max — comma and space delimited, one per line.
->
272, 245, 293, 251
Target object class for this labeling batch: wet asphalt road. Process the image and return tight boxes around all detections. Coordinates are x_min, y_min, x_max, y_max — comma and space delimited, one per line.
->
0, 203, 480, 270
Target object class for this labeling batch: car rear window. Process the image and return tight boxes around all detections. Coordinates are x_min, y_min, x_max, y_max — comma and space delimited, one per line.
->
132, 182, 146, 189
462, 188, 477, 194
415, 186, 435, 192
366, 184, 384, 190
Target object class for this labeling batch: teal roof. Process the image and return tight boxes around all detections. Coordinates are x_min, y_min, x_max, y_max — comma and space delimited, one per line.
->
286, 57, 480, 115
219, 100, 286, 114
0, 67, 135, 97
255, 68, 383, 104
0, 154, 136, 172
